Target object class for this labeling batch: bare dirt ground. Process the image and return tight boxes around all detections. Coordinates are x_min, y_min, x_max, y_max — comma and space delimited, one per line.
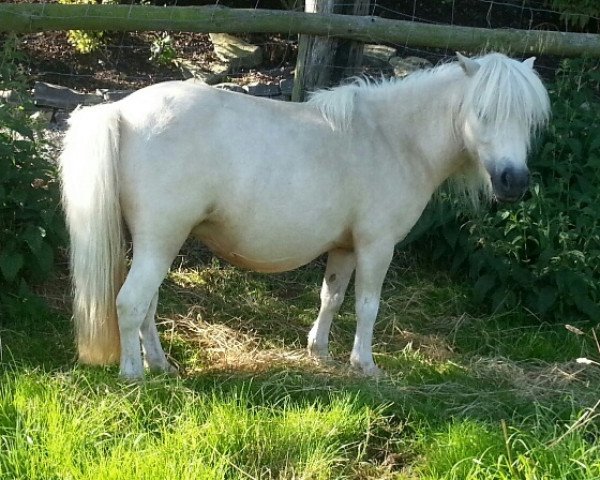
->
18, 30, 294, 91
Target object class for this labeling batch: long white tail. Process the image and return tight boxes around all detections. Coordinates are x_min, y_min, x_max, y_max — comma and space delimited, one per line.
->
59, 104, 125, 364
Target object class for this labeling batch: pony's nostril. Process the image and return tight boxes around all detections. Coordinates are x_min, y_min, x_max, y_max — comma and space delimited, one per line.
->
493, 164, 530, 202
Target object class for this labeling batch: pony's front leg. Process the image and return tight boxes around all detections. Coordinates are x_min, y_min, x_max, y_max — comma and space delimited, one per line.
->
140, 291, 177, 375
351, 241, 394, 376
308, 249, 356, 360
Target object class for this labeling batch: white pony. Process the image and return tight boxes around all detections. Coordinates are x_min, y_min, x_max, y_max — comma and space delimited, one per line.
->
60, 52, 550, 379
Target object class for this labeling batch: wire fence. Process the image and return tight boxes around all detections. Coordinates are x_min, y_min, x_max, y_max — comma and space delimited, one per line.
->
5, 0, 600, 93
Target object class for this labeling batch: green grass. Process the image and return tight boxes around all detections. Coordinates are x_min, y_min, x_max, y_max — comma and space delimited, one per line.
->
1, 247, 599, 479
0, 368, 376, 479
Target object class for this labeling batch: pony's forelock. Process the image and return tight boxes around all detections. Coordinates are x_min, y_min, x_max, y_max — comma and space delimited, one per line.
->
463, 53, 551, 144
452, 53, 551, 205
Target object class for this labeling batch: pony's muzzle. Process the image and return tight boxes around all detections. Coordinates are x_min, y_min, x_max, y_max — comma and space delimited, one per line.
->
492, 164, 530, 203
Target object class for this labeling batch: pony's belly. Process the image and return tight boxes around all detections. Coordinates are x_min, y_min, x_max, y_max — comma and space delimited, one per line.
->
205, 245, 307, 273
193, 226, 351, 273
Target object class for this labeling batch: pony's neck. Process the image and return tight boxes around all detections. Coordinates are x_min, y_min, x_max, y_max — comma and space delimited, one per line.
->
358, 68, 469, 190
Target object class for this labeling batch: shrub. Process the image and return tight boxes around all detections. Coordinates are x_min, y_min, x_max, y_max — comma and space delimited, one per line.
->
57, 0, 116, 54
0, 38, 65, 318
404, 58, 600, 322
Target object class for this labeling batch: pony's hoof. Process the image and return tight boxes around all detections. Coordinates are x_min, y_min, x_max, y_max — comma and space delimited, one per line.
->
361, 364, 382, 377
119, 372, 145, 383
148, 361, 179, 377
164, 362, 180, 377
350, 358, 382, 377
307, 344, 332, 363
120, 361, 145, 382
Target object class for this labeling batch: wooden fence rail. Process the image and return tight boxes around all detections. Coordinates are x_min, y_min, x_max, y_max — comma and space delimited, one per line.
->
1, 4, 600, 58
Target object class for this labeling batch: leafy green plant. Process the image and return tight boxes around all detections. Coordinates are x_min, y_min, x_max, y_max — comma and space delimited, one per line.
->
57, 0, 116, 54
547, 0, 600, 29
0, 38, 65, 318
149, 33, 178, 66
404, 58, 600, 322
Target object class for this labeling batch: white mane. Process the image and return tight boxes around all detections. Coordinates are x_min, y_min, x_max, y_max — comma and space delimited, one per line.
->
307, 80, 364, 131
307, 53, 551, 138
306, 67, 453, 131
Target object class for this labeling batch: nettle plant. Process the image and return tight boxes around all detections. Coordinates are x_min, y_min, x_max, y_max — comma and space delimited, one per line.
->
405, 58, 600, 322
0, 39, 65, 317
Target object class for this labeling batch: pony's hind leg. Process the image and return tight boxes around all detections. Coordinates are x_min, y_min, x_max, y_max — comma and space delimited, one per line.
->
140, 291, 177, 375
116, 239, 184, 380
307, 249, 356, 361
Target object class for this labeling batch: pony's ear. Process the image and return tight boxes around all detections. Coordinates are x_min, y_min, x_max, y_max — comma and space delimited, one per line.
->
456, 52, 480, 77
523, 57, 536, 69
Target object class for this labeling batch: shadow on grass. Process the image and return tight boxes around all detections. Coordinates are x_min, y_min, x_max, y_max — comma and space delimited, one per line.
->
0, 309, 75, 371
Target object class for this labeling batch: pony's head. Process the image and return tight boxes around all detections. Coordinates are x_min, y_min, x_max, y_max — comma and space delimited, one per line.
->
456, 52, 550, 202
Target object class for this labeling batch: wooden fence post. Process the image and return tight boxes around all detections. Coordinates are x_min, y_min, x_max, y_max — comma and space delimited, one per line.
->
292, 0, 370, 102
